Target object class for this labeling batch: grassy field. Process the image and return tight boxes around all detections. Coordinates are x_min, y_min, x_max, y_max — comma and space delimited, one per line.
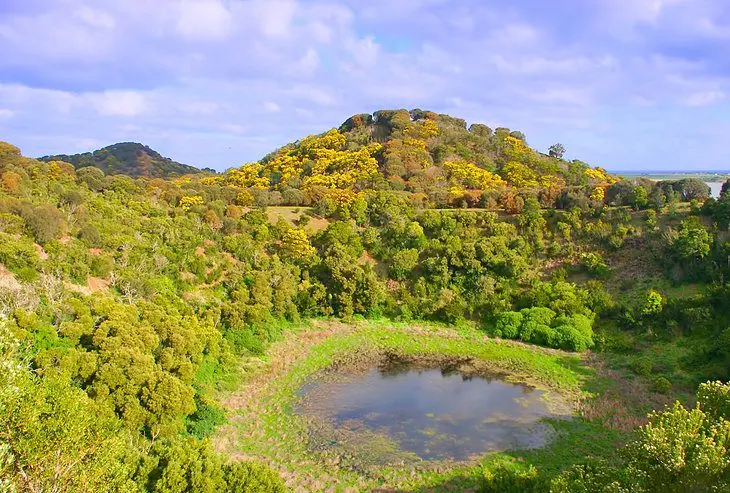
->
265, 206, 330, 233
212, 319, 661, 492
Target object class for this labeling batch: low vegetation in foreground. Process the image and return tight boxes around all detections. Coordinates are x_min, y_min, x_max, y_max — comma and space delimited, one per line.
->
1, 109, 730, 492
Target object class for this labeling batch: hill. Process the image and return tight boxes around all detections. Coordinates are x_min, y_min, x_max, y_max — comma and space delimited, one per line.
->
39, 142, 202, 178
225, 108, 615, 209
1, 108, 729, 492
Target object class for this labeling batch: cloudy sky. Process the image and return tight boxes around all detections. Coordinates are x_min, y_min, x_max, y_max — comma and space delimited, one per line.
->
1, 0, 729, 171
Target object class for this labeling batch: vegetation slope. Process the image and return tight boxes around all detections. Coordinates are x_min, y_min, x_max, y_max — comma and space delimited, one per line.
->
0, 108, 729, 492
39, 142, 203, 178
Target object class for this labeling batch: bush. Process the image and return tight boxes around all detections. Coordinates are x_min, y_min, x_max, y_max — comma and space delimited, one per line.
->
533, 324, 558, 347
225, 328, 265, 356
224, 461, 286, 493
78, 224, 101, 247
20, 205, 63, 243
0, 233, 39, 272
493, 309, 594, 351
631, 357, 653, 377
579, 252, 610, 278
520, 307, 556, 327
482, 458, 546, 493
187, 400, 227, 439
555, 325, 593, 351
697, 381, 730, 421
651, 376, 672, 394
495, 311, 522, 339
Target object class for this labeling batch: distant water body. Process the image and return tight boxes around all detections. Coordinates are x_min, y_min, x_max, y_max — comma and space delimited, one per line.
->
707, 182, 723, 199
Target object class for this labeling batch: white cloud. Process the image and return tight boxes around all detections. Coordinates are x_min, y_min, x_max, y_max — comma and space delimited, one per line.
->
263, 101, 281, 113
296, 48, 320, 75
683, 91, 726, 106
176, 0, 233, 41
488, 54, 616, 75
74, 138, 104, 151
346, 36, 381, 68
91, 91, 148, 117
493, 24, 540, 45
180, 101, 221, 114
1, 0, 729, 172
288, 85, 335, 106
74, 7, 116, 30
245, 0, 298, 39
530, 87, 594, 106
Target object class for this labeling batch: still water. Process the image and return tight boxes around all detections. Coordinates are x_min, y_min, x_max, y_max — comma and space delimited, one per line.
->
297, 366, 561, 461
708, 182, 723, 199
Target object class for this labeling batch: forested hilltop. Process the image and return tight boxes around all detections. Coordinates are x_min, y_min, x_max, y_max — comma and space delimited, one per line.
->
39, 142, 202, 178
1, 109, 730, 492
222, 108, 615, 210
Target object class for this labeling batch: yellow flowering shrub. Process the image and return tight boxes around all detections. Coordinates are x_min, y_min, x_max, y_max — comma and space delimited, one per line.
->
280, 229, 316, 261
590, 186, 606, 202
502, 161, 539, 188
444, 160, 506, 190
179, 195, 203, 211
228, 164, 270, 189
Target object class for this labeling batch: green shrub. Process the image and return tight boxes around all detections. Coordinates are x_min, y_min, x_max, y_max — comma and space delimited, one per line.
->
21, 205, 63, 243
520, 306, 556, 327
555, 325, 593, 351
0, 233, 39, 272
631, 357, 653, 377
187, 401, 227, 439
224, 461, 286, 493
225, 328, 265, 356
697, 380, 730, 421
482, 458, 546, 493
533, 324, 558, 347
651, 376, 672, 394
495, 311, 522, 339
78, 223, 101, 247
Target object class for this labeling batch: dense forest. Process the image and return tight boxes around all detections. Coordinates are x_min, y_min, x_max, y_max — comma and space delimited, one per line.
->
39, 142, 203, 178
1, 109, 729, 492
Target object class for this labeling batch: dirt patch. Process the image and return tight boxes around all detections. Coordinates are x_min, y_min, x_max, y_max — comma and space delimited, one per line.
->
34, 244, 49, 260
88, 248, 103, 256
87, 276, 110, 293
0, 264, 21, 290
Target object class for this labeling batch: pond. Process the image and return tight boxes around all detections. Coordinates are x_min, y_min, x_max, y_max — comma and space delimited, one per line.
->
296, 361, 566, 463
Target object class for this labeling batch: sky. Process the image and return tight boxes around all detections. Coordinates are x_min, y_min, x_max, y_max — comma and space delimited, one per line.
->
0, 0, 729, 172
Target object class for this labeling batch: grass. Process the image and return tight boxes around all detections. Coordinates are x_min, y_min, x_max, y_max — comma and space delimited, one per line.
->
265, 206, 330, 233
213, 319, 646, 491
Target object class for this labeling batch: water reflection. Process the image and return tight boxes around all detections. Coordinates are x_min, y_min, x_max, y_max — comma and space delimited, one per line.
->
297, 365, 562, 461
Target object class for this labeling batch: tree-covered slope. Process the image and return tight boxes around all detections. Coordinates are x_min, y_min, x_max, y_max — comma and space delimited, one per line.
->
224, 108, 615, 209
1, 104, 729, 491
39, 142, 202, 178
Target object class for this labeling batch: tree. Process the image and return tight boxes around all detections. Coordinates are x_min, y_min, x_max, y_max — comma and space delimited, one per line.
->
549, 143, 566, 159
280, 229, 316, 263
21, 204, 63, 243
179, 195, 204, 211
554, 381, 730, 492
678, 178, 711, 201
0, 323, 135, 492
640, 289, 664, 316
721, 179, 730, 200
667, 218, 711, 261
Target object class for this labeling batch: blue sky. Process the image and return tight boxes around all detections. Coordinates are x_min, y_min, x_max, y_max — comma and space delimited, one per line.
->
0, 0, 729, 171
